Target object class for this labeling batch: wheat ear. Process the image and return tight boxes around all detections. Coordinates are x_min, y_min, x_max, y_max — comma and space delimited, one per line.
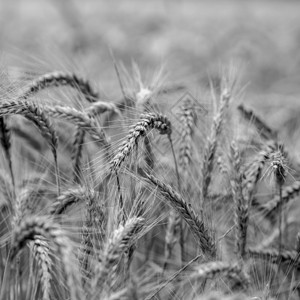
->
78, 188, 100, 285
49, 186, 89, 215
230, 141, 247, 260
0, 117, 14, 191
71, 126, 85, 183
10, 216, 82, 300
0, 100, 60, 194
178, 99, 196, 170
235, 142, 277, 260
91, 217, 144, 295
29, 236, 52, 300
238, 104, 277, 140
110, 112, 171, 172
248, 247, 300, 266
259, 181, 300, 220
190, 261, 248, 289
145, 173, 216, 258
201, 88, 230, 201
42, 104, 109, 146
20, 71, 99, 102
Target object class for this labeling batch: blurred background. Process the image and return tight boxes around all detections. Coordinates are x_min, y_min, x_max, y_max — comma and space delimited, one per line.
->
1, 0, 300, 142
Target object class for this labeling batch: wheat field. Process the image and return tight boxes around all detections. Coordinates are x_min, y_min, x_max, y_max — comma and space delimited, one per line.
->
1, 1, 300, 300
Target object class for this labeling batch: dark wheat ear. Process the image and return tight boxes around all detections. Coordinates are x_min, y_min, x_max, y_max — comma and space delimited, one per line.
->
0, 99, 60, 194
145, 173, 216, 258
238, 104, 277, 140
0, 117, 14, 190
20, 71, 99, 103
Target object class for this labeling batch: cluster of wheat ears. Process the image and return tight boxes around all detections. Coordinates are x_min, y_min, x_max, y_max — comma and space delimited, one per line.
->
0, 63, 299, 300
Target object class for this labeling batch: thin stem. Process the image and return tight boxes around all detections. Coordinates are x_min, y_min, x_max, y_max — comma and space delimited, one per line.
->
168, 134, 181, 192
278, 183, 283, 257
145, 254, 202, 300
168, 134, 184, 265
115, 171, 126, 224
